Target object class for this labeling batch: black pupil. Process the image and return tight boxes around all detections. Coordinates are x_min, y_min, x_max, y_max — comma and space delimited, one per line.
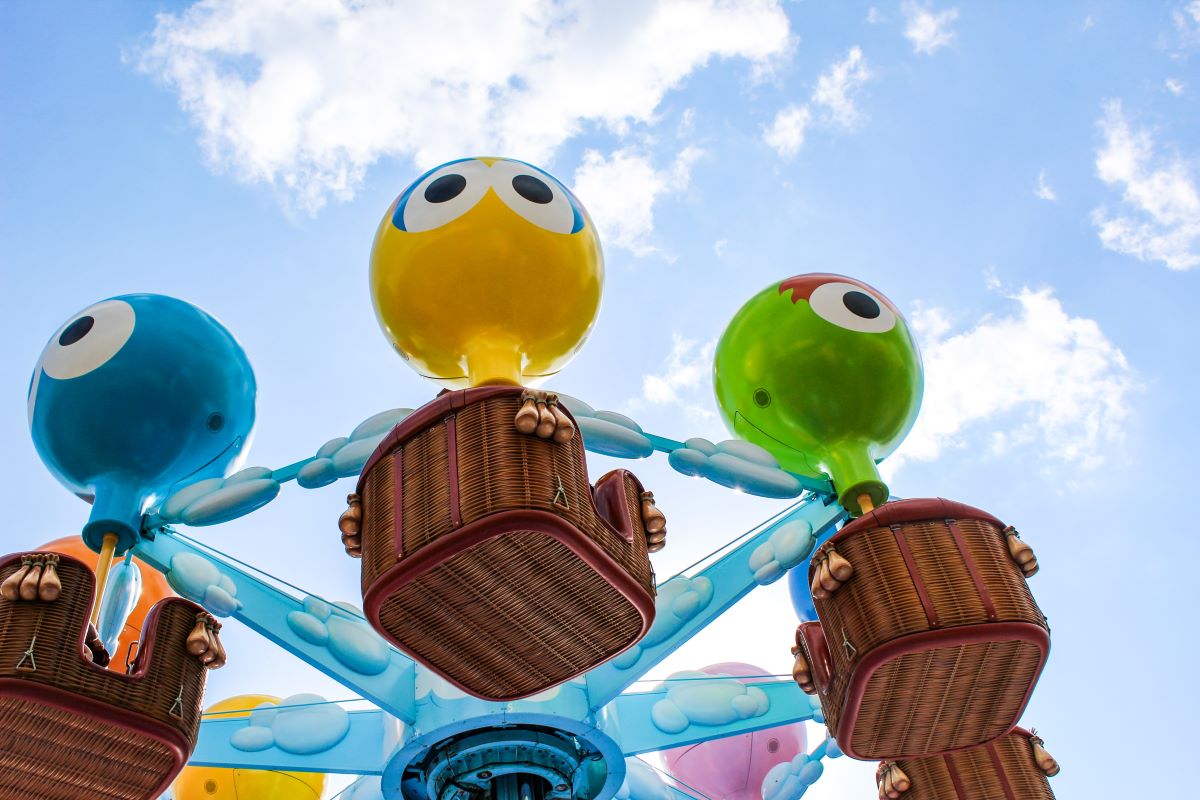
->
424, 174, 466, 203
59, 316, 94, 346
754, 389, 771, 407
843, 290, 881, 319
512, 174, 553, 204
206, 413, 225, 433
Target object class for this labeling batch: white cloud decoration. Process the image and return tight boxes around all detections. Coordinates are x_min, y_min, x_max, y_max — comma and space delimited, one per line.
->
228, 693, 350, 755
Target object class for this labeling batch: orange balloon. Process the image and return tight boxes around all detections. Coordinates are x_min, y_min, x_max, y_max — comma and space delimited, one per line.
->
38, 535, 175, 660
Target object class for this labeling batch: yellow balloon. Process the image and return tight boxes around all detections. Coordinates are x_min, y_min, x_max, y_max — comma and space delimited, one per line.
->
371, 156, 603, 388
173, 695, 325, 800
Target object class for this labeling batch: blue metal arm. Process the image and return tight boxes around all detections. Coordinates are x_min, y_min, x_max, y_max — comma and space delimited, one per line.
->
584, 496, 845, 709
191, 709, 387, 774
604, 679, 821, 756
133, 528, 417, 722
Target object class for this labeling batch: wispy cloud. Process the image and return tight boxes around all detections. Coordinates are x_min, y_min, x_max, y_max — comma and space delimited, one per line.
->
1166, 77, 1185, 95
638, 334, 719, 428
763, 47, 871, 158
892, 287, 1135, 473
1091, 100, 1200, 270
1034, 170, 1057, 201
137, 0, 791, 214
901, 1, 960, 55
572, 147, 703, 257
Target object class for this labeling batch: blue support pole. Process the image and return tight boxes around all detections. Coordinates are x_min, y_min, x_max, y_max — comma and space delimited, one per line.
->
584, 497, 845, 709
191, 709, 388, 774
604, 679, 821, 756
133, 528, 418, 722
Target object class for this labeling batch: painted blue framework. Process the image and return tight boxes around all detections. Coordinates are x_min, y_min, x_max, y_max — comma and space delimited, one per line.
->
129, 412, 848, 800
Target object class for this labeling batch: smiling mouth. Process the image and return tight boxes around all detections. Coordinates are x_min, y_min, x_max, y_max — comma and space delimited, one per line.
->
734, 410, 802, 453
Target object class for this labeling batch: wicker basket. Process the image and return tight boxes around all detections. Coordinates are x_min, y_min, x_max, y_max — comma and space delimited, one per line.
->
355, 386, 658, 701
876, 727, 1058, 799
794, 498, 1049, 761
0, 552, 208, 800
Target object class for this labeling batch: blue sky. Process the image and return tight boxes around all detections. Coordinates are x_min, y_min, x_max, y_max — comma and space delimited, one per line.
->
2, 1, 1198, 796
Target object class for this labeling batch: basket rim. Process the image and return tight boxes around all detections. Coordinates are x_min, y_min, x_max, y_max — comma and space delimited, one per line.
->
0, 551, 206, 685
0, 676, 190, 796
357, 385, 562, 493
362, 507, 656, 702
831, 620, 1050, 761
830, 498, 1005, 548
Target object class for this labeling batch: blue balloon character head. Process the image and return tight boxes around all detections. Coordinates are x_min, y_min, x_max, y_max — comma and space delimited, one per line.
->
788, 565, 818, 623
28, 295, 256, 554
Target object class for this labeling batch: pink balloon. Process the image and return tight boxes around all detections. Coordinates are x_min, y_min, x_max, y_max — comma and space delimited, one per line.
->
662, 663, 807, 800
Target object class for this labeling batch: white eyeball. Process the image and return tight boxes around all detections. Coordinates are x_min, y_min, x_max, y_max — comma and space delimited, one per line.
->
401, 159, 491, 233
808, 281, 897, 334
38, 299, 136, 380
487, 160, 578, 234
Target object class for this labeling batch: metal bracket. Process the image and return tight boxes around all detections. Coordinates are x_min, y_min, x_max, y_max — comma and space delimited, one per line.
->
169, 684, 185, 718
15, 635, 36, 672
552, 475, 569, 510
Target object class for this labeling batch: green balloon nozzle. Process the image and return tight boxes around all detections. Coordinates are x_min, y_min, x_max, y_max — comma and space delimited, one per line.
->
714, 273, 923, 517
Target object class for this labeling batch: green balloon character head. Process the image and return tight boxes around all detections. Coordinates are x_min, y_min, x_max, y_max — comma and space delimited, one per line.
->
714, 274, 923, 516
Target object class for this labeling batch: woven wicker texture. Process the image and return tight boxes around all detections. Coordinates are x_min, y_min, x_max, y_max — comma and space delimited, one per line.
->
811, 510, 1048, 759
360, 389, 656, 700
891, 729, 1056, 799
0, 552, 207, 798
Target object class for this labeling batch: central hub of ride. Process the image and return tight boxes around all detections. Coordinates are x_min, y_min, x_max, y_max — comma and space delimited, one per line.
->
417, 726, 607, 800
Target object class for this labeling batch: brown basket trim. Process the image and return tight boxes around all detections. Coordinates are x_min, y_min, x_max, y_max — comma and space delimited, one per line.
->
833, 498, 1004, 544
943, 750, 969, 799
357, 385, 532, 493
890, 524, 939, 629
833, 621, 1050, 760
985, 741, 1018, 800
592, 470, 641, 545
392, 454, 405, 557
362, 508, 655, 700
945, 519, 997, 622
0, 677, 190, 796
446, 414, 463, 527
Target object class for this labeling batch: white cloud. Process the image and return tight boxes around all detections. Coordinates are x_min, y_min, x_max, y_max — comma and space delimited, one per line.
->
893, 288, 1134, 473
572, 146, 703, 256
901, 1, 959, 55
1173, 1, 1200, 45
1091, 100, 1200, 271
812, 46, 871, 128
763, 104, 811, 158
138, 0, 791, 213
1034, 170, 1056, 201
866, 7, 882, 24
640, 334, 719, 427
762, 46, 870, 158
1082, 14, 1095, 32
1166, 77, 1185, 95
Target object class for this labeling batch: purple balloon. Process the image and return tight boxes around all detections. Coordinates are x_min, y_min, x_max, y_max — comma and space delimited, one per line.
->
662, 663, 807, 800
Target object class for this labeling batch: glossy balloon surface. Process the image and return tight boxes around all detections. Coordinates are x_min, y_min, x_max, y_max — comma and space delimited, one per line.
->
28, 294, 256, 551
371, 157, 603, 388
714, 274, 922, 514
662, 663, 806, 800
172, 694, 325, 800
38, 536, 175, 660
788, 565, 818, 623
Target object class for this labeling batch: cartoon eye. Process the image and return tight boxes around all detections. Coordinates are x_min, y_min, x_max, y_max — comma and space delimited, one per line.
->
808, 281, 896, 334
487, 159, 583, 234
395, 159, 491, 233
38, 299, 136, 380
754, 388, 772, 408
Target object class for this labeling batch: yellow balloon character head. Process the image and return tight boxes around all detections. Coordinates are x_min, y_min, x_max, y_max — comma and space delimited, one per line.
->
370, 157, 604, 388
172, 694, 325, 800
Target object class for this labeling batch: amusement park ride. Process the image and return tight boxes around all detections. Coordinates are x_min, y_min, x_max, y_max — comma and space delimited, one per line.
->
2, 157, 1061, 800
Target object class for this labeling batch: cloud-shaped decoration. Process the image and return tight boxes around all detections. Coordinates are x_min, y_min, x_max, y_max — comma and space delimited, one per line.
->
229, 693, 350, 755
615, 758, 673, 800
748, 519, 816, 585
343, 777, 385, 800
165, 551, 242, 616
297, 407, 413, 488
557, 394, 654, 459
286, 596, 390, 675
761, 744, 838, 800
611, 576, 714, 670
667, 438, 804, 499
158, 466, 280, 526
649, 670, 770, 735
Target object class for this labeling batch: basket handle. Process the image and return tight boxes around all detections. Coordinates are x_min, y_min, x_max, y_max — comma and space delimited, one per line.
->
797, 621, 833, 694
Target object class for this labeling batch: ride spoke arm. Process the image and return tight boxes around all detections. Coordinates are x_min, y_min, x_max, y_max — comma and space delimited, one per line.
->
584, 497, 845, 709
605, 679, 822, 756
191, 710, 387, 775
133, 528, 417, 722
